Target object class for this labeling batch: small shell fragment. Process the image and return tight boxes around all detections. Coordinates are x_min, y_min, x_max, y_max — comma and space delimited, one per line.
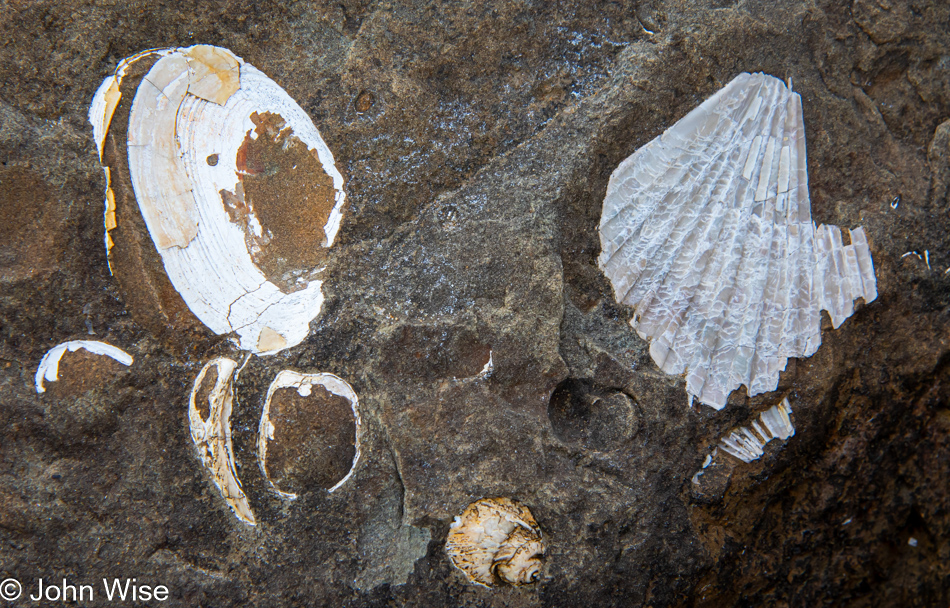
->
599, 72, 878, 409
35, 340, 133, 393
257, 370, 361, 498
188, 357, 255, 525
719, 397, 795, 463
445, 497, 544, 588
89, 45, 346, 354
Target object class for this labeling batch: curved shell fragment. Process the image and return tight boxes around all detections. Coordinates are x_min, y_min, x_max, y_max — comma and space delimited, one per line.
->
257, 370, 361, 498
599, 72, 878, 410
188, 357, 255, 525
35, 340, 133, 393
89, 45, 346, 354
445, 497, 544, 588
719, 397, 795, 462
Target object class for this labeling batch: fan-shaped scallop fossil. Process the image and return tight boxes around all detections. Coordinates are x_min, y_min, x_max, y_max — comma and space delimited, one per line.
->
445, 497, 545, 588
89, 44, 346, 355
599, 72, 878, 409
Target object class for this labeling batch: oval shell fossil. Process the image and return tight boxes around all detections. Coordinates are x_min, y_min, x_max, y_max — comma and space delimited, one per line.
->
445, 497, 544, 587
599, 72, 878, 409
89, 45, 346, 355
257, 370, 361, 498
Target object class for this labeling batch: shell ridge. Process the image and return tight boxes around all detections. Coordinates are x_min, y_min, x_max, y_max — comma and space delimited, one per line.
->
92, 45, 347, 355
646, 132, 761, 368
688, 85, 792, 405
445, 498, 544, 587
598, 72, 878, 408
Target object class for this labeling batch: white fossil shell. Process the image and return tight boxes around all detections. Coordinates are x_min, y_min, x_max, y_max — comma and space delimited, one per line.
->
89, 45, 346, 355
719, 397, 795, 463
599, 72, 878, 410
188, 357, 255, 525
445, 497, 544, 588
34, 340, 133, 393
257, 370, 361, 498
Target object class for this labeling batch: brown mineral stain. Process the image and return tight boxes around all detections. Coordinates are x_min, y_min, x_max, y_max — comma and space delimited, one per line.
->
265, 384, 356, 493
44, 349, 126, 400
185, 45, 240, 105
0, 167, 60, 282
193, 364, 218, 420
229, 111, 337, 292
355, 90, 375, 113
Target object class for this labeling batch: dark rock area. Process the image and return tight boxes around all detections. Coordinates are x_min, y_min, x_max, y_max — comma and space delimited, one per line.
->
1, 1, 948, 606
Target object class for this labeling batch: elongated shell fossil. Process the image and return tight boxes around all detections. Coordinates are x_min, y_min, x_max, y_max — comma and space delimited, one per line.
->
445, 497, 544, 587
89, 45, 345, 355
599, 72, 878, 410
189, 357, 255, 525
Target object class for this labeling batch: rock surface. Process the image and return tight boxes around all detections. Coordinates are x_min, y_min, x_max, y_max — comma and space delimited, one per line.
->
1, 1, 948, 606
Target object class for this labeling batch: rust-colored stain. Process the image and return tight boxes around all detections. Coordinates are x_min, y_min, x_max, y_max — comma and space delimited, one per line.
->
264, 384, 356, 494
228, 111, 336, 292
355, 90, 375, 113
44, 349, 126, 399
192, 363, 218, 420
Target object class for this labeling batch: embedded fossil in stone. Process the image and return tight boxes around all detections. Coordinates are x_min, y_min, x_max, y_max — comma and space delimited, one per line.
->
692, 398, 795, 487
35, 340, 133, 393
599, 72, 878, 410
89, 44, 346, 355
257, 370, 361, 498
189, 357, 255, 525
719, 397, 795, 463
445, 497, 545, 588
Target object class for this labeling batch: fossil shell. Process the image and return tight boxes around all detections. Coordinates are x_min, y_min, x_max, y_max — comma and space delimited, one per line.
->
719, 397, 794, 462
257, 370, 361, 498
599, 72, 878, 410
89, 45, 345, 354
445, 497, 544, 587
35, 340, 133, 393
188, 357, 255, 525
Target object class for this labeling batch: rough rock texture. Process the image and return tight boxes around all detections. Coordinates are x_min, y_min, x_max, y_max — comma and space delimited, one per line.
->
1, 1, 948, 606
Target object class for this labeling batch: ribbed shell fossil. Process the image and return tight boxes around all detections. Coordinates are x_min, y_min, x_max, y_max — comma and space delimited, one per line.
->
89, 45, 345, 355
257, 370, 361, 498
599, 72, 878, 409
188, 357, 255, 525
720, 396, 795, 462
445, 497, 544, 587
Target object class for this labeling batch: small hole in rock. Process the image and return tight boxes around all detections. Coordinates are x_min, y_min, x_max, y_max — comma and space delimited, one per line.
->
206, 154, 219, 166
548, 378, 637, 451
